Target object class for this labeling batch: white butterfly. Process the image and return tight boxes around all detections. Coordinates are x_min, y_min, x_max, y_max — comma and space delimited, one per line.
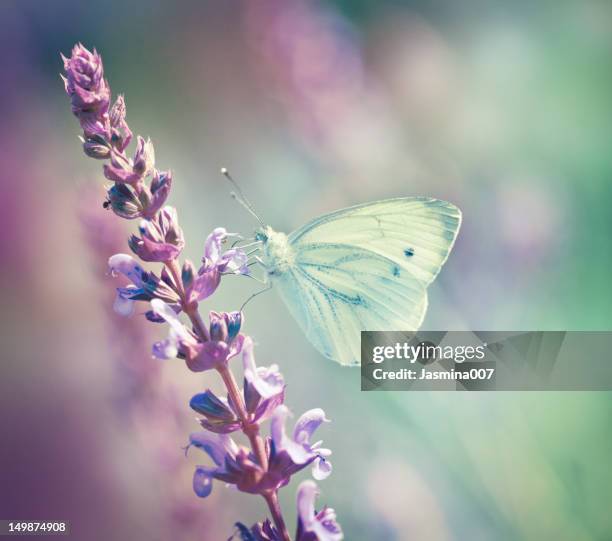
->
249, 197, 461, 367
222, 171, 461, 367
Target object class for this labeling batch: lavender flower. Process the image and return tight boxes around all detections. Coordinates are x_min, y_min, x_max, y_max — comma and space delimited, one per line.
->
189, 431, 279, 498
270, 406, 332, 482
202, 227, 250, 275
128, 206, 184, 262
80, 190, 214, 539
190, 390, 242, 434
62, 43, 342, 541
295, 481, 343, 541
148, 299, 197, 360
181, 259, 220, 307
106, 183, 143, 219
103, 136, 155, 185
106, 169, 172, 220
190, 432, 242, 498
192, 310, 246, 371
150, 299, 245, 372
107, 254, 180, 316
188, 404, 331, 500
80, 133, 111, 159
108, 95, 132, 151
145, 170, 173, 217
233, 481, 343, 541
242, 338, 285, 422
249, 520, 281, 541
189, 337, 285, 434
61, 44, 110, 137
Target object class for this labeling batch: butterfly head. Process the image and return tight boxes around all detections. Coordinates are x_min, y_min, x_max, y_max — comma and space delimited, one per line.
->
254, 227, 269, 243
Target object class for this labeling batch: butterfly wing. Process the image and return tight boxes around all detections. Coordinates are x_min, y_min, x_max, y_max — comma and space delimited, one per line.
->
273, 197, 461, 366
272, 247, 429, 366
289, 197, 462, 286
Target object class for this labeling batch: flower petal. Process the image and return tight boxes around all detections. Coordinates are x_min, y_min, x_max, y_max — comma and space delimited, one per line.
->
150, 299, 191, 341
113, 293, 135, 316
108, 253, 146, 287
188, 341, 229, 372
296, 480, 318, 530
188, 432, 237, 466
271, 406, 312, 465
293, 408, 330, 445
242, 338, 284, 400
204, 227, 227, 263
312, 457, 333, 481
190, 390, 235, 421
152, 330, 179, 359
296, 481, 343, 541
193, 466, 214, 498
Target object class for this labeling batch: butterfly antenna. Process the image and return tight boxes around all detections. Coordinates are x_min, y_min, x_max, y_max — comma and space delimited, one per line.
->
221, 167, 265, 227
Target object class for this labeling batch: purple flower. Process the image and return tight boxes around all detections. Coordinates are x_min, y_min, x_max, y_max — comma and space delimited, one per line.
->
109, 95, 132, 152
187, 311, 245, 371
296, 481, 343, 541
202, 228, 250, 275
243, 520, 283, 541
132, 136, 155, 178
189, 405, 332, 499
189, 432, 264, 497
233, 482, 344, 541
178, 228, 250, 306
269, 406, 332, 483
105, 169, 172, 220
103, 136, 155, 185
150, 299, 245, 372
80, 133, 111, 159
189, 338, 284, 434
190, 432, 244, 497
128, 206, 184, 262
103, 137, 154, 185
187, 404, 332, 499
106, 183, 144, 219
242, 337, 285, 423
64, 42, 342, 539
61, 44, 110, 136
190, 390, 242, 434
182, 260, 221, 306
149, 299, 198, 360
107, 254, 180, 316
144, 170, 172, 218
103, 150, 141, 184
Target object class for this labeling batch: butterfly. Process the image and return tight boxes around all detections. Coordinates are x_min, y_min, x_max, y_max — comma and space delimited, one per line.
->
224, 171, 461, 367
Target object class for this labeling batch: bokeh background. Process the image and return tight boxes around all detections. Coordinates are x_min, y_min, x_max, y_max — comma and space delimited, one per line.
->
1, 1, 612, 540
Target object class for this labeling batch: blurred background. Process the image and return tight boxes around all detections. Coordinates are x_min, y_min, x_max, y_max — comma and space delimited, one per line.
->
1, 1, 611, 540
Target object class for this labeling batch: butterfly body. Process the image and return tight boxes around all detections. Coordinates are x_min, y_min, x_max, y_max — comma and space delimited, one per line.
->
258, 227, 294, 276
255, 197, 461, 366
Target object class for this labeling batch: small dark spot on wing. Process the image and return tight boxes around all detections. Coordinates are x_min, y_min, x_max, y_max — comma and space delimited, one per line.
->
404, 248, 415, 257
392, 265, 400, 277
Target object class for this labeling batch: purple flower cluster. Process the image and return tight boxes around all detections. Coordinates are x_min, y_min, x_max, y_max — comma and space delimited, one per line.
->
233, 481, 343, 541
62, 43, 342, 541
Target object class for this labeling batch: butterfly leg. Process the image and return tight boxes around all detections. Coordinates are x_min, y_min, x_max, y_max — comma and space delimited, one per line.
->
240, 281, 273, 311
241, 273, 267, 285
230, 235, 245, 248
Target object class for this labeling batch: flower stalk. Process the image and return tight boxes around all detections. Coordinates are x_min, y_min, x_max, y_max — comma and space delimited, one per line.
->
62, 43, 342, 541
264, 491, 291, 541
